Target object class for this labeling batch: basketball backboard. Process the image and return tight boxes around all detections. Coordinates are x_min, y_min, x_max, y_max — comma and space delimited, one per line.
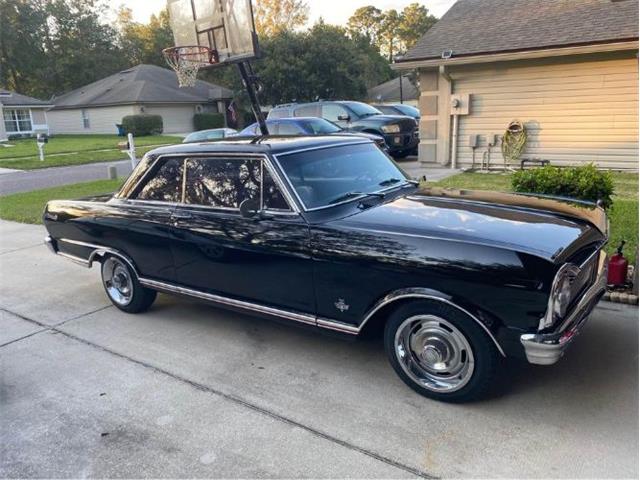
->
166, 0, 259, 67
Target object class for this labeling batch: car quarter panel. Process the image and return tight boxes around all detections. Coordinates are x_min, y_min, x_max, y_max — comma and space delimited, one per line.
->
44, 199, 178, 281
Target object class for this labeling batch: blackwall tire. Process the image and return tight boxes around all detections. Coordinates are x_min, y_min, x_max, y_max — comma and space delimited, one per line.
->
101, 255, 157, 314
384, 300, 501, 402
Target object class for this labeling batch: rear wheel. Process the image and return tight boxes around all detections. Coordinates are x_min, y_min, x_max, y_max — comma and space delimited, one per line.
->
384, 300, 501, 402
101, 255, 156, 313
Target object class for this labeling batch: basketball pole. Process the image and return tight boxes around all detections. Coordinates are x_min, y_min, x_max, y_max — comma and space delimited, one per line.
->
237, 61, 269, 136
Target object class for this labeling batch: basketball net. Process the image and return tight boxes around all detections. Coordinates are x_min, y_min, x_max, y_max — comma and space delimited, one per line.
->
163, 46, 213, 88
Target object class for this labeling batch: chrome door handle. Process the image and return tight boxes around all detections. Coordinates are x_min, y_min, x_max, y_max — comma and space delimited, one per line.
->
171, 211, 192, 220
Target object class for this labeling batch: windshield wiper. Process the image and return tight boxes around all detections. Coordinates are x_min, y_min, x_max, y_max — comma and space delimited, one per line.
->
328, 191, 385, 205
379, 178, 420, 187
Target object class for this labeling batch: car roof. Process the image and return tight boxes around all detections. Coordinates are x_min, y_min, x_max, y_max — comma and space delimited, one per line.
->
149, 135, 371, 156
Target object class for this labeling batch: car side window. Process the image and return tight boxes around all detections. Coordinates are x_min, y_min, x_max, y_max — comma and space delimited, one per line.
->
275, 122, 304, 135
269, 109, 289, 119
322, 104, 349, 122
294, 105, 320, 117
184, 158, 261, 209
131, 158, 184, 202
262, 167, 290, 211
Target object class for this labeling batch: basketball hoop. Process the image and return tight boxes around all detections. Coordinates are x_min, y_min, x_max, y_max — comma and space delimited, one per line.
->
162, 46, 217, 87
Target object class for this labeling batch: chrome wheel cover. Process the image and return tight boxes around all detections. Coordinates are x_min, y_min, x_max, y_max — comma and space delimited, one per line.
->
102, 257, 133, 306
394, 315, 475, 393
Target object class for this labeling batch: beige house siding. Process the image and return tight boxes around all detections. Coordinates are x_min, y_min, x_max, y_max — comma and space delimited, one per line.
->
49, 105, 136, 135
141, 104, 197, 133
448, 51, 639, 170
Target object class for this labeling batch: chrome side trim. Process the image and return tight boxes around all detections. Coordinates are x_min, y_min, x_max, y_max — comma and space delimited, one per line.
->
138, 278, 317, 326
58, 238, 139, 274
53, 240, 503, 351
360, 288, 507, 357
317, 318, 360, 334
57, 251, 91, 267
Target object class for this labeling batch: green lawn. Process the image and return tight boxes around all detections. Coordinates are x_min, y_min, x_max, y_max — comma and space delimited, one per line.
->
0, 178, 123, 224
432, 172, 638, 263
0, 134, 181, 170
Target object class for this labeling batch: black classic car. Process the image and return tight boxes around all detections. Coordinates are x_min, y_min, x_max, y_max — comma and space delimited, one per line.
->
43, 136, 608, 402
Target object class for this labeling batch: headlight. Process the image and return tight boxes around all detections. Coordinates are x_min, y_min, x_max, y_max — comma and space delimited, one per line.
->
553, 275, 573, 318
539, 264, 580, 330
381, 124, 401, 134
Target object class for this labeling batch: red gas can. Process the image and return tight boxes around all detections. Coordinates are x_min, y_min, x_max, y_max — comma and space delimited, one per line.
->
607, 241, 629, 286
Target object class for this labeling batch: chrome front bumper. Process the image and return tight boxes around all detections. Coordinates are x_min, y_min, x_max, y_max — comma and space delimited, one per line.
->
520, 251, 607, 365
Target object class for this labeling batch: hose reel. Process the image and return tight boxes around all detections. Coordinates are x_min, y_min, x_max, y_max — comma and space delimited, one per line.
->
501, 120, 527, 168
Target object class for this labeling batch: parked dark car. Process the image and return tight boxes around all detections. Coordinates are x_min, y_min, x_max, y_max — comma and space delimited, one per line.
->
268, 101, 419, 158
43, 136, 608, 402
237, 117, 387, 151
371, 104, 420, 123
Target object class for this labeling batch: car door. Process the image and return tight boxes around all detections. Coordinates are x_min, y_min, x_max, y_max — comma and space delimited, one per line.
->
120, 156, 183, 282
169, 155, 315, 314
322, 104, 352, 129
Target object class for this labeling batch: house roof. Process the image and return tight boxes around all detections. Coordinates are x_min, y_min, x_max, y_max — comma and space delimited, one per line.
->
367, 76, 419, 103
52, 64, 233, 110
0, 90, 53, 108
399, 0, 639, 63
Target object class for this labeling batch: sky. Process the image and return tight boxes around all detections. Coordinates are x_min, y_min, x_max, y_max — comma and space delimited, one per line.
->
124, 0, 457, 24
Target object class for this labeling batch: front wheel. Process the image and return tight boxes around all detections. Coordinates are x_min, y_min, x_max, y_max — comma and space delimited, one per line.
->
384, 300, 501, 402
101, 255, 157, 313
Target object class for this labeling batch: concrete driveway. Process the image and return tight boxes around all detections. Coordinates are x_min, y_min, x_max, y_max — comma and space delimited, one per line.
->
1, 220, 638, 478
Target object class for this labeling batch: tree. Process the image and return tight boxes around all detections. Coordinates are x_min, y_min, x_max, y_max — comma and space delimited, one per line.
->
346, 3, 438, 61
379, 9, 401, 62
253, 0, 309, 37
398, 3, 438, 52
0, 0, 49, 96
347, 6, 383, 46
117, 6, 174, 67
0, 0, 127, 98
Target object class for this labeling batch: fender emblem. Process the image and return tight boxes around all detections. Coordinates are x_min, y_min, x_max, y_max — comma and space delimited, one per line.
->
334, 299, 350, 313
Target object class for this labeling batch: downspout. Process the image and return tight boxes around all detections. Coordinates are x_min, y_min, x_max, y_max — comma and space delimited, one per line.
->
439, 66, 458, 169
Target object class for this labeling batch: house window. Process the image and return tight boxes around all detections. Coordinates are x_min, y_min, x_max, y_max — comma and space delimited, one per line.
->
81, 109, 90, 129
3, 109, 32, 133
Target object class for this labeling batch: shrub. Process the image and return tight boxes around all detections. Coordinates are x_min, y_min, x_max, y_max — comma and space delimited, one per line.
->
512, 164, 614, 208
121, 114, 163, 136
193, 113, 225, 131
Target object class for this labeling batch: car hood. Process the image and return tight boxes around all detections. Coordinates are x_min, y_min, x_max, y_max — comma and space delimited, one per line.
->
334, 187, 607, 262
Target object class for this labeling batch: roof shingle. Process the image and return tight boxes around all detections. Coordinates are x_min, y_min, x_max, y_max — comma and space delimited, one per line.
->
400, 0, 639, 62
0, 90, 52, 107
52, 64, 233, 109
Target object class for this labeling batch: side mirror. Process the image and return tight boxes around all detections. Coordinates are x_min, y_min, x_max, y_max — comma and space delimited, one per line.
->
337, 114, 351, 122
239, 198, 260, 219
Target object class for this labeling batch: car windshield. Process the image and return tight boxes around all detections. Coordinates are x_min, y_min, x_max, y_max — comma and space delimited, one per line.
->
343, 102, 382, 118
394, 105, 420, 117
300, 118, 342, 134
276, 142, 411, 210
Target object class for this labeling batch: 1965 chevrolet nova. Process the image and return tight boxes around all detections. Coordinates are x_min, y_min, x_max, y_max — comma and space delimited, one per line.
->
43, 136, 608, 402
